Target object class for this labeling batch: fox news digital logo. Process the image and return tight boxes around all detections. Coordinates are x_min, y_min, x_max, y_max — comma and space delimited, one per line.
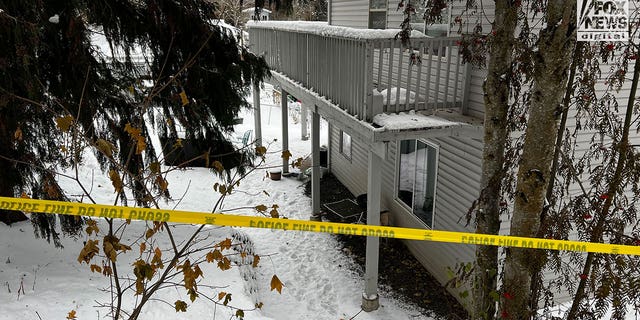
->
577, 0, 629, 41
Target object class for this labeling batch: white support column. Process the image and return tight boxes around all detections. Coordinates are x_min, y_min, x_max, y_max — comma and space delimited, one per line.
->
300, 102, 309, 141
326, 122, 332, 172
310, 108, 321, 221
362, 144, 383, 312
281, 89, 289, 174
252, 82, 262, 147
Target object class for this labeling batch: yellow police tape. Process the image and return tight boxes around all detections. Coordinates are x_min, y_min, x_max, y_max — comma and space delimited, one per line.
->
1, 196, 639, 256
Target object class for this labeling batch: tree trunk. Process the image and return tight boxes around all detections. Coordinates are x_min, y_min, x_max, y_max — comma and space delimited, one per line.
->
473, 1, 518, 319
530, 42, 582, 311
502, 2, 577, 319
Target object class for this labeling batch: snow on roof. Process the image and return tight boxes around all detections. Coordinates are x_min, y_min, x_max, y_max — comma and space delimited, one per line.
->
246, 21, 428, 40
372, 110, 460, 130
242, 7, 272, 13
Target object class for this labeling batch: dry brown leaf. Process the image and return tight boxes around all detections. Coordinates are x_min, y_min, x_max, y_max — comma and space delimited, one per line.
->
96, 139, 115, 158
56, 115, 74, 132
90, 264, 102, 273
270, 275, 283, 294
77, 239, 100, 264
175, 300, 188, 312
109, 169, 123, 193
255, 146, 267, 156
149, 162, 161, 174
212, 160, 224, 173
14, 127, 22, 141
66, 310, 77, 320
179, 90, 189, 106
218, 238, 232, 251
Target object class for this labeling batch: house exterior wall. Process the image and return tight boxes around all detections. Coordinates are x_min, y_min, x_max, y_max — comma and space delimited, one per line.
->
328, 124, 482, 307
265, 0, 640, 311
383, 136, 481, 284
327, 76, 640, 306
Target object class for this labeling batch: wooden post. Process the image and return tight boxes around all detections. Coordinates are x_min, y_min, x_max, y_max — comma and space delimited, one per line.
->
301, 102, 309, 141
310, 108, 321, 221
281, 89, 289, 174
362, 144, 382, 312
253, 82, 262, 147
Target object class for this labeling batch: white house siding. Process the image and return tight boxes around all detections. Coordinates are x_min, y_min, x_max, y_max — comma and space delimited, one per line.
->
387, 2, 403, 28
330, 0, 369, 28
464, 67, 486, 117
328, 126, 370, 197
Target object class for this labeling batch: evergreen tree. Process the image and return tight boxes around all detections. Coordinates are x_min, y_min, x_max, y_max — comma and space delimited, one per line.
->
0, 0, 269, 244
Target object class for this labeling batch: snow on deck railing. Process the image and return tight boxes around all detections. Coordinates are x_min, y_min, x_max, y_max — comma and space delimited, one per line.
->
247, 21, 469, 122
246, 21, 428, 40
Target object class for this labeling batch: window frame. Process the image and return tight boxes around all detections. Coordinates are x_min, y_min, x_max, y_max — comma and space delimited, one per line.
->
368, 0, 387, 29
394, 139, 439, 229
340, 130, 352, 160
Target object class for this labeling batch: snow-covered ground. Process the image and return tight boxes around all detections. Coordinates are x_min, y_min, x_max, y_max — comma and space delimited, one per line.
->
0, 84, 430, 320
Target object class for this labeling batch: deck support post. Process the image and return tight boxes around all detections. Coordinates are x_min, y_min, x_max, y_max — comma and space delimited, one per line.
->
281, 89, 289, 174
301, 102, 309, 141
252, 82, 262, 147
310, 107, 322, 221
362, 143, 383, 311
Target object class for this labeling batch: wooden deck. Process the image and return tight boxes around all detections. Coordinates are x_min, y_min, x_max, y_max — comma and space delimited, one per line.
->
247, 22, 470, 122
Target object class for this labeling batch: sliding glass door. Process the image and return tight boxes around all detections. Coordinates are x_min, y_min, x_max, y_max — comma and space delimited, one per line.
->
397, 140, 438, 227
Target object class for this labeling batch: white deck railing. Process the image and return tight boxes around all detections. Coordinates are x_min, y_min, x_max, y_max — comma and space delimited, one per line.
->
247, 22, 470, 122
